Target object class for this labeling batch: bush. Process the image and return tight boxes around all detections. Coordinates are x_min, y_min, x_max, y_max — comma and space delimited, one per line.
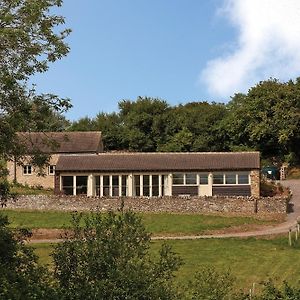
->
52, 210, 182, 299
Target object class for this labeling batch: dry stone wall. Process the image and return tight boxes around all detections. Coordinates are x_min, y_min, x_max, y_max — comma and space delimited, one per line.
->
3, 195, 289, 214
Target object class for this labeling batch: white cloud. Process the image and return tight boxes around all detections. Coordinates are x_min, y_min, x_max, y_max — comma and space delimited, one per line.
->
200, 0, 300, 98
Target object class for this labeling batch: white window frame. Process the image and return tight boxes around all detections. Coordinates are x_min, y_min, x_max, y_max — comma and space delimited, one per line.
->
213, 172, 250, 185
23, 165, 32, 175
48, 165, 55, 175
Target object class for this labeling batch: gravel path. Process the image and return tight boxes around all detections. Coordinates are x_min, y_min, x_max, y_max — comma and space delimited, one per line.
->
28, 180, 300, 243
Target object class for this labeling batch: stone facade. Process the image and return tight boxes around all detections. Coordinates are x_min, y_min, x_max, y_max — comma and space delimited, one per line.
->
250, 169, 260, 197
7, 154, 59, 189
4, 194, 288, 214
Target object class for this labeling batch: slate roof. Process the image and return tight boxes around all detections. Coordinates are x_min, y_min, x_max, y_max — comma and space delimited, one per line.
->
56, 152, 260, 172
17, 131, 103, 154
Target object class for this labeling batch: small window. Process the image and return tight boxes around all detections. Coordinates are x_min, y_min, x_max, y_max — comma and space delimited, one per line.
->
213, 174, 224, 184
238, 173, 249, 184
173, 173, 184, 185
185, 173, 197, 185
225, 174, 236, 184
199, 174, 208, 185
48, 165, 55, 175
23, 165, 32, 175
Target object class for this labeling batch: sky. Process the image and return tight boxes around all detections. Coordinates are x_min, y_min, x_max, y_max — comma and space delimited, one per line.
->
33, 0, 300, 120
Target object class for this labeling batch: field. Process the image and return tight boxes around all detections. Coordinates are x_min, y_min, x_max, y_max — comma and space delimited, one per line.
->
33, 236, 300, 292
2, 209, 279, 236
4, 209, 298, 293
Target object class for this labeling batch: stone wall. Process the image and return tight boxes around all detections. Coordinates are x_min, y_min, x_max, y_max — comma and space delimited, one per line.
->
250, 169, 260, 197
4, 194, 289, 214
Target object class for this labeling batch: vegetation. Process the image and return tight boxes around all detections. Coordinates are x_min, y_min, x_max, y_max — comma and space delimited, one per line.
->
33, 236, 300, 296
2, 210, 277, 233
68, 78, 300, 165
0, 0, 71, 178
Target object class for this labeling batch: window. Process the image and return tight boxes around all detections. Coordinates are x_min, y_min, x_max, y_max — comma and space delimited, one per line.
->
48, 165, 55, 175
225, 173, 236, 184
173, 173, 184, 185
134, 175, 140, 196
103, 175, 110, 196
62, 176, 73, 195
152, 175, 159, 196
112, 175, 119, 196
213, 174, 224, 184
143, 175, 150, 196
199, 174, 208, 185
23, 165, 32, 175
121, 175, 128, 196
76, 176, 88, 195
185, 173, 197, 185
238, 173, 249, 184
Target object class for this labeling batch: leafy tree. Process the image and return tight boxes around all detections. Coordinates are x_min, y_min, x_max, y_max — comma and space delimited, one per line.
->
161, 102, 228, 152
119, 97, 171, 151
223, 78, 300, 163
0, 213, 56, 299
52, 210, 182, 300
0, 0, 72, 174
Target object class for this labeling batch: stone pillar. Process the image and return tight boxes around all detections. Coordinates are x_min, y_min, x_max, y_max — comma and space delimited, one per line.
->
87, 174, 95, 197
250, 170, 260, 197
73, 176, 76, 196
165, 174, 172, 196
128, 174, 133, 197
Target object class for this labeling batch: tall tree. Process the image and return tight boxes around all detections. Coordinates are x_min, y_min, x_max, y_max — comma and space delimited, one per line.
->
223, 78, 300, 163
0, 0, 71, 172
119, 97, 170, 151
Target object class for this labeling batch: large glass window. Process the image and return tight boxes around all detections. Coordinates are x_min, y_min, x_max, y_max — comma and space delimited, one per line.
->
95, 176, 100, 196
225, 173, 236, 184
185, 173, 197, 185
121, 175, 127, 196
112, 175, 119, 196
173, 173, 184, 185
199, 174, 208, 185
238, 173, 249, 184
103, 175, 110, 196
134, 175, 140, 196
76, 176, 88, 195
62, 176, 73, 195
143, 175, 150, 196
152, 175, 159, 196
213, 174, 224, 184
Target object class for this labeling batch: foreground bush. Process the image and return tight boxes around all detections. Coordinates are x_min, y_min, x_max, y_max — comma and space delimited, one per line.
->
52, 210, 182, 300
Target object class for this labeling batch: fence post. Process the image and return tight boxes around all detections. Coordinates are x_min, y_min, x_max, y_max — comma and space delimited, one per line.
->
289, 229, 292, 246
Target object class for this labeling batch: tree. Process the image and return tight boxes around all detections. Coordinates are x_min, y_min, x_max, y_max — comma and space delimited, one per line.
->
119, 97, 171, 151
52, 210, 182, 299
160, 102, 228, 152
0, 0, 72, 174
222, 78, 300, 163
0, 213, 56, 299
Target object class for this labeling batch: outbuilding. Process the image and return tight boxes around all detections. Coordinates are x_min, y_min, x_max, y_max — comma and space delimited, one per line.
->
55, 152, 260, 197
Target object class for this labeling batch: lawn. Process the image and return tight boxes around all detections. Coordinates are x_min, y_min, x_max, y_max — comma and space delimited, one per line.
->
2, 209, 278, 235
32, 236, 300, 292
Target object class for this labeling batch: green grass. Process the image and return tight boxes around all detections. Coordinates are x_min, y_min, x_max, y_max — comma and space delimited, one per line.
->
32, 237, 300, 292
2, 210, 277, 235
10, 184, 53, 195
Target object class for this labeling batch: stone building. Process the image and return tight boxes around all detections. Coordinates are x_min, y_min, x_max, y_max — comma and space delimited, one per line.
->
55, 152, 260, 197
7, 131, 103, 189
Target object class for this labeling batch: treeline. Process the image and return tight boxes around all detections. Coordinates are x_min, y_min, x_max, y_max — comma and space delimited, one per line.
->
67, 78, 300, 165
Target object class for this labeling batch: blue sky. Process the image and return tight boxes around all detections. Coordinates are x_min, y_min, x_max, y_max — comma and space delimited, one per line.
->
33, 0, 300, 120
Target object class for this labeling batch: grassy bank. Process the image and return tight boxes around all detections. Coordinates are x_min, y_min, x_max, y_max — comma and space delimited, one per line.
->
2, 209, 279, 235
33, 236, 300, 292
